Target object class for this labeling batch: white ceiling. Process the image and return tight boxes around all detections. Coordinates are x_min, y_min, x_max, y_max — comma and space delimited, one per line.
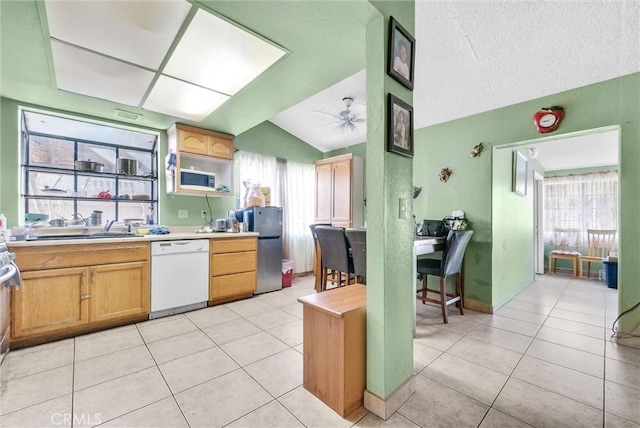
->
528, 129, 619, 171
270, 70, 367, 152
272, 0, 639, 153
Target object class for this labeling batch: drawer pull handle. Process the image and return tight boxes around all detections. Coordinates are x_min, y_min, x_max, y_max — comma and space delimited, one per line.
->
80, 294, 92, 300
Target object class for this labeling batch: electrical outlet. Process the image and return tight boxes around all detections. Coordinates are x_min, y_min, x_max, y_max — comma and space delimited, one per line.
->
201, 210, 207, 219
178, 210, 188, 219
399, 197, 408, 219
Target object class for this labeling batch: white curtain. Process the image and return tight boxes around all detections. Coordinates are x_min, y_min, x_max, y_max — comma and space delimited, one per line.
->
236, 151, 315, 274
543, 170, 618, 244
283, 160, 315, 273
236, 151, 278, 207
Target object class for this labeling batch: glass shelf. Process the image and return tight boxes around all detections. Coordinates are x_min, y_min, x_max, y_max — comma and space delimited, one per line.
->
23, 165, 157, 182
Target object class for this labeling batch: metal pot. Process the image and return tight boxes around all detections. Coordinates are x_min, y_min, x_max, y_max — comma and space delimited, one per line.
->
75, 159, 104, 172
117, 158, 137, 176
49, 218, 66, 227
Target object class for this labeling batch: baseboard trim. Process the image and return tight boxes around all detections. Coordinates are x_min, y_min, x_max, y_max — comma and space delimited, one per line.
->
364, 376, 415, 420
464, 298, 493, 314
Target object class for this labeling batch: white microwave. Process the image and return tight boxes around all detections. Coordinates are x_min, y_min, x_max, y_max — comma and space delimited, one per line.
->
179, 168, 216, 191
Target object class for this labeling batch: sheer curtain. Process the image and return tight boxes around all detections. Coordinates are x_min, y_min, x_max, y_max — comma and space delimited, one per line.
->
543, 170, 618, 244
236, 151, 315, 274
283, 160, 315, 273
236, 151, 278, 207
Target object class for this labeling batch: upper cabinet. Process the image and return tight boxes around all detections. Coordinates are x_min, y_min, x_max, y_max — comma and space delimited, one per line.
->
167, 124, 235, 196
314, 154, 364, 228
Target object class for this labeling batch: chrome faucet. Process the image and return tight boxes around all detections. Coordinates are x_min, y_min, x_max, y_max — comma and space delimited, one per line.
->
104, 220, 116, 232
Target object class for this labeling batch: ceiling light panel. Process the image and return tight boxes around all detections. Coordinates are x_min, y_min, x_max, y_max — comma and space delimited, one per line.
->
163, 9, 287, 95
143, 75, 230, 122
51, 40, 155, 107
45, 0, 192, 69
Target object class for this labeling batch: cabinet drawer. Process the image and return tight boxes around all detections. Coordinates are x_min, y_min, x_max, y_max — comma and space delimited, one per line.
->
210, 271, 256, 300
14, 242, 150, 271
210, 238, 257, 254
211, 251, 256, 276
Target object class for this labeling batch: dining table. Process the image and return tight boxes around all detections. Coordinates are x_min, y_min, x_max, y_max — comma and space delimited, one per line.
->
314, 234, 446, 334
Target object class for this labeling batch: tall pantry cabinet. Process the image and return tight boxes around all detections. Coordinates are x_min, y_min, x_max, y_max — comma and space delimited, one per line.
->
314, 154, 364, 228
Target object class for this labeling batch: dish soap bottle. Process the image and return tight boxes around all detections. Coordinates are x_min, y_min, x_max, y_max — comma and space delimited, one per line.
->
145, 206, 154, 225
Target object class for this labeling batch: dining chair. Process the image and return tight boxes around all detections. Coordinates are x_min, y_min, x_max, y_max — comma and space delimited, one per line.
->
345, 229, 366, 284
314, 226, 354, 291
581, 229, 616, 278
416, 230, 473, 323
548, 228, 582, 277
309, 223, 331, 292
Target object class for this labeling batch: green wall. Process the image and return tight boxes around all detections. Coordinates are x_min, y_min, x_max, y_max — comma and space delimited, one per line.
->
414, 72, 639, 334
0, 97, 322, 227
366, 0, 415, 399
491, 148, 537, 308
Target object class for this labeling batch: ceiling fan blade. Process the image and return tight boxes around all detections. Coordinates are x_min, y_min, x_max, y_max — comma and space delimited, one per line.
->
313, 110, 340, 120
353, 118, 366, 123
315, 121, 340, 129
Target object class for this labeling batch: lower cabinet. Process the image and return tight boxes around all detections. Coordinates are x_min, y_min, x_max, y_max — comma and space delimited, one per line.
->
90, 262, 150, 323
13, 267, 90, 337
11, 243, 150, 343
209, 238, 257, 304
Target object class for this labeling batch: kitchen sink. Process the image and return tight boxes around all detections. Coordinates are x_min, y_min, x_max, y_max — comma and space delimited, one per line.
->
28, 232, 142, 241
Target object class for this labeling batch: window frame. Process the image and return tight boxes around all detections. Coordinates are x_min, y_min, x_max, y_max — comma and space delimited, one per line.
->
19, 107, 161, 225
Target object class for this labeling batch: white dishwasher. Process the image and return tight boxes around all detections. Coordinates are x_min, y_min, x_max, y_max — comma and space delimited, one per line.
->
151, 239, 209, 319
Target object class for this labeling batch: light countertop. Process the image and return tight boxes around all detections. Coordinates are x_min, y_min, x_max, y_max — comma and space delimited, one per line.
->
7, 231, 259, 247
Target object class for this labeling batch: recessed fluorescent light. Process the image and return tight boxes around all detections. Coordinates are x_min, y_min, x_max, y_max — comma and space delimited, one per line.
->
143, 75, 230, 122
51, 40, 155, 107
163, 9, 286, 95
45, 0, 192, 69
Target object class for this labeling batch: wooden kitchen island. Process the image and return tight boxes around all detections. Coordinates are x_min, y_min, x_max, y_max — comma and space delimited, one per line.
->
297, 284, 366, 417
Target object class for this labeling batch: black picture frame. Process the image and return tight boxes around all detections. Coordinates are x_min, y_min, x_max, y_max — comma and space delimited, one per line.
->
387, 94, 413, 158
512, 150, 528, 196
387, 17, 415, 90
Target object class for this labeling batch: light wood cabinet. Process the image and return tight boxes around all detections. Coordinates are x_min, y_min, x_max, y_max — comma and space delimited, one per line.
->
209, 237, 257, 304
11, 242, 150, 344
89, 262, 150, 323
297, 285, 366, 417
13, 267, 89, 338
314, 154, 364, 228
167, 123, 235, 196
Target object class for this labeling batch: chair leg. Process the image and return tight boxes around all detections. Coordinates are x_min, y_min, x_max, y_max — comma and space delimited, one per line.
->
455, 274, 464, 315
320, 268, 327, 292
587, 261, 591, 278
439, 277, 448, 324
422, 275, 428, 304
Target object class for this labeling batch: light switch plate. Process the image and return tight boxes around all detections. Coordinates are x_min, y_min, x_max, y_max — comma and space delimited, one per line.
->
178, 210, 188, 219
399, 197, 408, 219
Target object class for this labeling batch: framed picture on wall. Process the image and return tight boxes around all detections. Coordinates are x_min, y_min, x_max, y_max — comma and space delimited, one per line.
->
387, 17, 415, 90
387, 94, 413, 158
512, 150, 528, 196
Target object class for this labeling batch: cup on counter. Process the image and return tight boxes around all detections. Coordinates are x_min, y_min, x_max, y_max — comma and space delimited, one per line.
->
232, 222, 241, 233
241, 222, 249, 232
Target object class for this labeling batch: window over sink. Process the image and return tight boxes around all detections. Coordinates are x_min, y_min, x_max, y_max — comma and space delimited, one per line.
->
21, 109, 159, 226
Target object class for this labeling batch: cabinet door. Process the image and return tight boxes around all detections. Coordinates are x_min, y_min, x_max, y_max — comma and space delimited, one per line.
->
179, 130, 208, 155
89, 261, 150, 323
331, 160, 352, 222
208, 136, 234, 159
12, 268, 89, 338
315, 163, 332, 223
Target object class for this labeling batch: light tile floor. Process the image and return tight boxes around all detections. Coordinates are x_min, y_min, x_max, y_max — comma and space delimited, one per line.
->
1, 274, 638, 427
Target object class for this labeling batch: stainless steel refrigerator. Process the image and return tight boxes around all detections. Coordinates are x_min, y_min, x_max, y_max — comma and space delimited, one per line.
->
244, 206, 283, 294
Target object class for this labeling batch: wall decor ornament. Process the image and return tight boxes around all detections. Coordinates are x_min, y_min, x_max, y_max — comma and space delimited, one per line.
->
439, 167, 452, 182
413, 186, 422, 199
533, 106, 564, 133
470, 142, 484, 157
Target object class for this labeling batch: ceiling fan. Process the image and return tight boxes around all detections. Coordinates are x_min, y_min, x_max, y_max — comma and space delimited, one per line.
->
315, 97, 366, 136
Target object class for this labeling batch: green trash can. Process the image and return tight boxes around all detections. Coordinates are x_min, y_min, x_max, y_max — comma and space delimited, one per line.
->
603, 259, 618, 289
